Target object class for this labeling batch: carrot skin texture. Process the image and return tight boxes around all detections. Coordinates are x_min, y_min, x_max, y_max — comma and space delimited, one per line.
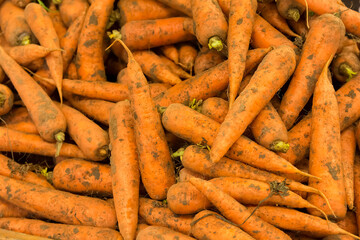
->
24, 3, 64, 102
194, 47, 226, 75
155, 0, 192, 17
59, 0, 89, 27
76, 0, 114, 81
0, 198, 34, 218
354, 156, 360, 235
0, 46, 66, 143
109, 100, 140, 240
159, 45, 179, 64
210, 45, 296, 164
48, 2, 67, 40
0, 84, 14, 116
137, 226, 196, 240
279, 14, 345, 129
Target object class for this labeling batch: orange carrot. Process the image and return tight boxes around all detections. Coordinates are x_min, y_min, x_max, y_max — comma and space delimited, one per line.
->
210, 45, 296, 164
354, 155, 360, 235
200, 97, 229, 123
0, 228, 52, 240
227, 0, 257, 107
24, 3, 64, 102
155, 0, 192, 17
178, 168, 207, 182
1, 106, 29, 124
5, 118, 38, 134
32, 66, 57, 96
0, 218, 123, 240
158, 55, 192, 79
178, 43, 197, 73
0, 84, 14, 116
9, 0, 32, 8
276, 0, 305, 22
337, 210, 359, 237
0, 198, 34, 218
331, 44, 360, 83
48, 2, 67, 40
137, 226, 196, 240
109, 100, 140, 240
279, 14, 345, 129
59, 0, 89, 27
194, 47, 226, 75
287, 17, 309, 38
0, 67, 5, 84
159, 45, 179, 64
148, 83, 172, 98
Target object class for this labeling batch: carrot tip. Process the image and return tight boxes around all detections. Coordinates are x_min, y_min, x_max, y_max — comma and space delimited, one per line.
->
270, 140, 290, 153
106, 30, 122, 52
208, 36, 224, 52
288, 8, 301, 22
98, 147, 109, 157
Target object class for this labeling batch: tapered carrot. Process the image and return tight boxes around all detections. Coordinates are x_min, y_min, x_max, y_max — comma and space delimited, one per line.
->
32, 66, 57, 96
189, 177, 292, 240
59, 0, 89, 27
0, 1, 35, 46
48, 2, 67, 40
137, 226, 196, 240
287, 17, 309, 37
279, 14, 345, 129
0, 218, 123, 240
178, 43, 197, 73
24, 3, 64, 103
117, 39, 176, 200
194, 47, 226, 75
276, 0, 305, 22
120, 17, 195, 51
227, 0, 257, 108
109, 100, 140, 240
210, 45, 296, 164
76, 0, 114, 81
247, 206, 359, 239
5, 118, 38, 134
191, 210, 256, 240
159, 55, 192, 79
0, 84, 14, 116
65, 59, 78, 79
155, 0, 192, 17
159, 45, 179, 64
0, 46, 66, 144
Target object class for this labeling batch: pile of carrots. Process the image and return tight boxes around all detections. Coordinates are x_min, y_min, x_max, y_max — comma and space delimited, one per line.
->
0, 0, 360, 239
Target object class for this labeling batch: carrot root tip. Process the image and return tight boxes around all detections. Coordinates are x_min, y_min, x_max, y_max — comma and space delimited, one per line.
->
339, 63, 358, 81
208, 36, 224, 52
270, 140, 290, 153
288, 8, 301, 22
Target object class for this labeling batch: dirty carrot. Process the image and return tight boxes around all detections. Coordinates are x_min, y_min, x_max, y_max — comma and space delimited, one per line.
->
0, 198, 33, 218
109, 100, 140, 240
331, 44, 360, 83
159, 45, 179, 64
1, 107, 29, 124
227, 0, 257, 108
59, 0, 89, 27
279, 14, 345, 129
137, 226, 196, 240
148, 83, 172, 98
200, 97, 229, 123
178, 168, 207, 182
5, 118, 38, 134
210, 45, 296, 164
9, 0, 32, 8
276, 0, 305, 22
24, 3, 64, 102
158, 55, 192, 79
0, 84, 14, 116
155, 0, 192, 17
178, 43, 197, 73
194, 47, 226, 75
48, 2, 67, 40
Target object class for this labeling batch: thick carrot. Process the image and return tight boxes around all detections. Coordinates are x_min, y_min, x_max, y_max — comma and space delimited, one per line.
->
120, 17, 195, 50
200, 97, 229, 123
118, 0, 183, 26
155, 0, 192, 16
5, 118, 38, 134
0, 84, 14, 116
189, 177, 292, 240
55, 102, 109, 161
191, 210, 255, 240
139, 198, 193, 235
194, 47, 226, 75
0, 1, 35, 46
148, 83, 172, 98
0, 127, 86, 159
178, 43, 197, 73
76, 0, 114, 81
48, 2, 67, 41
0, 46, 66, 143
340, 126, 356, 210
0, 154, 53, 189
59, 0, 89, 27
137, 226, 196, 240
278, 14, 345, 129
24, 3, 64, 102
52, 158, 112, 195
307, 55, 346, 219
159, 45, 179, 64
109, 100, 140, 240
118, 39, 176, 200
247, 206, 359, 239
0, 198, 33, 218
331, 45, 360, 83
178, 168, 207, 182
276, 0, 305, 22
191, 0, 228, 51
159, 55, 192, 79
0, 218, 123, 240
227, 0, 257, 107
210, 45, 296, 164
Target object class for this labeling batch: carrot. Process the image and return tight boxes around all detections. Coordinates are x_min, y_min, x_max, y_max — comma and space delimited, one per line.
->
159, 45, 179, 64
149, 83, 172, 98
276, 0, 305, 22
154, 0, 191, 16
194, 47, 226, 75
191, 210, 255, 240
210, 45, 296, 164
0, 127, 86, 159
76, 0, 114, 82
5, 118, 38, 134
0, 198, 33, 218
189, 177, 292, 240
137, 226, 196, 240
307, 55, 346, 219
0, 84, 14, 116
0, 154, 53, 189
135, 223, 150, 238
119, 17, 195, 51
287, 17, 309, 38
0, 67, 5, 84
118, 0, 183, 26
293, 0, 360, 37
337, 210, 359, 237
24, 3, 65, 103
109, 100, 140, 240
355, 155, 360, 235
32, 66, 57, 96
227, 0, 257, 108
0, 1, 35, 46
158, 55, 192, 79
0, 228, 51, 240
217, 0, 230, 16
331, 46, 360, 83
0, 218, 123, 240
48, 2, 67, 40
178, 168, 207, 182
258, 2, 301, 38
200, 97, 229, 123
9, 0, 31, 8
118, 39, 176, 200
59, 0, 89, 27
178, 43, 197, 73
191, 0, 228, 51
1, 107, 29, 124
65, 59, 78, 79
0, 46, 66, 144
247, 206, 359, 239
139, 198, 193, 234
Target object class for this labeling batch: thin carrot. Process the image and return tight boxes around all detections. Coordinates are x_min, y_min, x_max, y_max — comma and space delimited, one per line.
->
279, 14, 345, 129
159, 45, 179, 64
158, 55, 192, 79
178, 168, 207, 182
178, 43, 197, 73
210, 45, 296, 164
0, 46, 66, 144
59, 0, 89, 27
137, 226, 196, 240
276, 0, 305, 22
48, 2, 67, 40
354, 155, 360, 235
0, 67, 5, 84
109, 100, 140, 240
32, 66, 57, 96
5, 118, 38, 134
117, 39, 176, 200
0, 84, 14, 116
0, 218, 123, 240
1, 107, 29, 124
227, 0, 257, 108
65, 59, 78, 79
189, 177, 292, 240
193, 47, 226, 75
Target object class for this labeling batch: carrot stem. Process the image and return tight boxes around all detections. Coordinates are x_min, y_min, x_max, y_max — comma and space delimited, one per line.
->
339, 63, 358, 81
19, 34, 31, 46
54, 132, 65, 158
270, 140, 290, 153
171, 148, 185, 160
107, 9, 121, 30
208, 36, 224, 51
288, 8, 301, 22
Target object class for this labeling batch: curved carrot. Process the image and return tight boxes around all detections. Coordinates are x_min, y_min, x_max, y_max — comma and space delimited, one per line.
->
276, 0, 305, 22
159, 45, 179, 64
109, 100, 140, 240
194, 47, 226, 75
59, 0, 89, 27
0, 84, 14, 116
